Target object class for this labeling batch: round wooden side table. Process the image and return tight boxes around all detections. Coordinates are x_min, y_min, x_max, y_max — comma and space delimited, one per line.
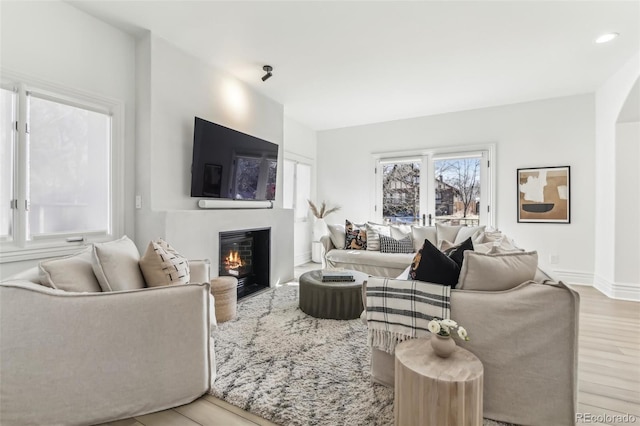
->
394, 338, 484, 426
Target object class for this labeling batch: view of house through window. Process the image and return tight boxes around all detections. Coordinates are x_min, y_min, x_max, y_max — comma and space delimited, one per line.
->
433, 157, 481, 226
381, 160, 421, 224
377, 151, 489, 226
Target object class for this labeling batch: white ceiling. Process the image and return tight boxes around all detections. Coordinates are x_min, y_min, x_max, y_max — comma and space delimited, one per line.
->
69, 1, 640, 131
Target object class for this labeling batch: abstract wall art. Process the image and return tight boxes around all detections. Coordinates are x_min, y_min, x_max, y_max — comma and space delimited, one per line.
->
517, 166, 570, 223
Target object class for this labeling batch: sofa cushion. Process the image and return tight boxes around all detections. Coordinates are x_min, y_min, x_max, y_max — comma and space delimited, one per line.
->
457, 250, 539, 291
436, 223, 462, 245
325, 249, 413, 270
390, 224, 412, 240
411, 226, 437, 251
380, 234, 414, 254
39, 247, 102, 293
344, 220, 367, 250
328, 223, 346, 249
139, 239, 191, 287
476, 230, 504, 243
409, 239, 460, 287
365, 223, 391, 251
443, 237, 474, 268
92, 235, 146, 292
454, 225, 486, 244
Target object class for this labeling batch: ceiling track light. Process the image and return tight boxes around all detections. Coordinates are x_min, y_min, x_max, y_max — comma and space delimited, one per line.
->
262, 65, 273, 82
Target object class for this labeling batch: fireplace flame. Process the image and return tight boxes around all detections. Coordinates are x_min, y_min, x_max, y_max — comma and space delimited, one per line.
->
225, 250, 244, 272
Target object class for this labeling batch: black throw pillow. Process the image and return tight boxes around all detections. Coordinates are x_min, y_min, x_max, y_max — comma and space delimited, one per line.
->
409, 239, 460, 287
444, 237, 474, 268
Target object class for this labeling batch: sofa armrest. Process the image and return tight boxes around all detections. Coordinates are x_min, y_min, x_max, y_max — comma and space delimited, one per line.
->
189, 258, 211, 284
0, 281, 215, 426
319, 235, 335, 268
319, 235, 335, 253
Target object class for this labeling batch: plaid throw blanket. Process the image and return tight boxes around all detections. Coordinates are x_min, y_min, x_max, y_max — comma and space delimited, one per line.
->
366, 276, 451, 354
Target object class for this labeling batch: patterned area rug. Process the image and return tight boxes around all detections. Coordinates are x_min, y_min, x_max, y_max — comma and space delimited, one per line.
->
210, 284, 513, 426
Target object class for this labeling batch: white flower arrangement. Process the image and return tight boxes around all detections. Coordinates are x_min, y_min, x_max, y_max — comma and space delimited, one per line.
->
428, 318, 470, 341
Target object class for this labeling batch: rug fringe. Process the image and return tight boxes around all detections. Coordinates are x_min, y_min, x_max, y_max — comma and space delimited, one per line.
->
367, 329, 412, 354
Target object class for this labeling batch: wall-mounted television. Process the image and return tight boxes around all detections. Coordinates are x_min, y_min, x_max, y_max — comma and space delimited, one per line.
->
190, 117, 278, 200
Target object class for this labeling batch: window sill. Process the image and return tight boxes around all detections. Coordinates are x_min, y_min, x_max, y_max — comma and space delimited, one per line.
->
0, 239, 107, 264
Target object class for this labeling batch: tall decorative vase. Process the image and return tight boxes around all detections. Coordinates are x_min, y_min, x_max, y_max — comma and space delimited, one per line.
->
431, 334, 456, 358
313, 218, 328, 242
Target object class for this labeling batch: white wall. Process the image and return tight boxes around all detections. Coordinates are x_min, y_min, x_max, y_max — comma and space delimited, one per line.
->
284, 116, 317, 265
135, 34, 294, 285
317, 95, 595, 281
0, 1, 136, 278
614, 121, 640, 286
594, 52, 640, 300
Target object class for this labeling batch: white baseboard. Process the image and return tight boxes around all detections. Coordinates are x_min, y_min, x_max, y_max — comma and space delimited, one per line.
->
551, 269, 593, 286
593, 275, 640, 302
294, 251, 312, 266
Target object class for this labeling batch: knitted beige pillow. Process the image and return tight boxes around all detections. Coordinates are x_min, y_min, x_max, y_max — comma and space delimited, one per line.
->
139, 239, 190, 287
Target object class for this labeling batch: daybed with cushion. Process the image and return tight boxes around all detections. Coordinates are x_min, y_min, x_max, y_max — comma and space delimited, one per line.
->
0, 236, 216, 426
362, 227, 580, 426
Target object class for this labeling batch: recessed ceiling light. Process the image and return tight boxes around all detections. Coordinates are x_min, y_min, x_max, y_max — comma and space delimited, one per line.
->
595, 32, 619, 44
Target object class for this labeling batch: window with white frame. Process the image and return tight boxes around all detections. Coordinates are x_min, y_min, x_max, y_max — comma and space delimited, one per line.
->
1, 78, 122, 255
283, 158, 311, 221
375, 148, 493, 227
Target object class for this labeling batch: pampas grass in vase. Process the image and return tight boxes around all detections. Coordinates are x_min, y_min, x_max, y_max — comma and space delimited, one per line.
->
308, 200, 341, 241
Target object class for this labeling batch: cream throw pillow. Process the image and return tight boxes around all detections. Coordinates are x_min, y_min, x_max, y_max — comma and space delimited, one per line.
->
454, 225, 486, 244
39, 247, 102, 293
139, 239, 191, 287
435, 223, 462, 245
365, 223, 391, 251
411, 226, 437, 252
457, 250, 539, 291
327, 224, 346, 249
92, 235, 146, 292
390, 224, 412, 240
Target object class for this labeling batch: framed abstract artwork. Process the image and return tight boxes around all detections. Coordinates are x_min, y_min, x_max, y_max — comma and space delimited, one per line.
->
517, 166, 570, 223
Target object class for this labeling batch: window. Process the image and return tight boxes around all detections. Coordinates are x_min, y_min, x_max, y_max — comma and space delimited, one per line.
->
1, 77, 123, 257
0, 88, 16, 241
375, 148, 493, 227
283, 158, 312, 221
380, 160, 421, 224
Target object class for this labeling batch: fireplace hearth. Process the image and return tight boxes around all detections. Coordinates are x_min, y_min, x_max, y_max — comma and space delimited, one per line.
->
219, 228, 270, 299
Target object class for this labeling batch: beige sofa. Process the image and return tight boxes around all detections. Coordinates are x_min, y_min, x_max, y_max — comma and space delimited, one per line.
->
0, 257, 215, 425
365, 272, 580, 426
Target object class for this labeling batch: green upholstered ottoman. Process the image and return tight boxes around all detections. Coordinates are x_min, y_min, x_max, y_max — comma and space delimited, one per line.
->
298, 269, 368, 320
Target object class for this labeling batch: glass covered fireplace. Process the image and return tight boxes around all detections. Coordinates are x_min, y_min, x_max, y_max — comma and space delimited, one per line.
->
219, 228, 270, 299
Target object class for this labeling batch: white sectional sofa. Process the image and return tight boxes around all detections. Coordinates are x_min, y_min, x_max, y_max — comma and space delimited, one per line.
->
321, 222, 482, 276
323, 221, 580, 425
0, 238, 216, 426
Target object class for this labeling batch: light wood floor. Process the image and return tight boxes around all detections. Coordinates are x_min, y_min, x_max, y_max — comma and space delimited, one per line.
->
101, 275, 640, 426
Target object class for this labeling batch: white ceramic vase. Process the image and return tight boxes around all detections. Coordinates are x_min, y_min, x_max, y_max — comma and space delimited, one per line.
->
313, 217, 328, 242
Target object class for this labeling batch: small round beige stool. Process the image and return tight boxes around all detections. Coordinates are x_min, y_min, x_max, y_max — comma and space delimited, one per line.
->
210, 276, 238, 323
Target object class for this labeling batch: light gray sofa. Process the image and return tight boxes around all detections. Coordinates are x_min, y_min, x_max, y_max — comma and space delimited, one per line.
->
365, 271, 580, 426
0, 259, 215, 426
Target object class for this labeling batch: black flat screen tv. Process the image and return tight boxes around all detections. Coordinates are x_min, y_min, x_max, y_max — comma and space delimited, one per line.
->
190, 117, 278, 200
